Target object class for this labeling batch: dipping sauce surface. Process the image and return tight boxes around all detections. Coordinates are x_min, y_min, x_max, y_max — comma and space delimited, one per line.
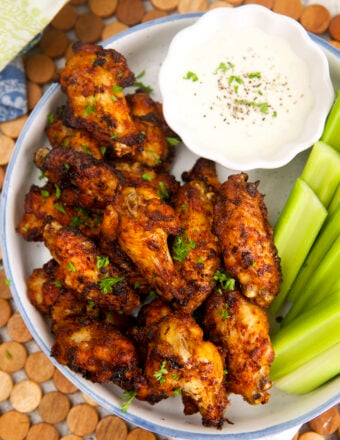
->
166, 26, 314, 165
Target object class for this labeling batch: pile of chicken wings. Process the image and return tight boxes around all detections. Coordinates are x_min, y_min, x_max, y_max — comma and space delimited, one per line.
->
18, 43, 282, 429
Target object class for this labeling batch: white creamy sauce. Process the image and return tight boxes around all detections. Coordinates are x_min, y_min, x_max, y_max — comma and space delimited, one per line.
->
175, 27, 314, 163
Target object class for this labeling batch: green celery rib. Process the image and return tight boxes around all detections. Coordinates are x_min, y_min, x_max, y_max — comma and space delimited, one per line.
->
270, 290, 340, 381
282, 233, 340, 325
269, 178, 327, 316
287, 205, 340, 302
301, 141, 340, 208
328, 183, 340, 216
321, 91, 340, 152
274, 344, 340, 395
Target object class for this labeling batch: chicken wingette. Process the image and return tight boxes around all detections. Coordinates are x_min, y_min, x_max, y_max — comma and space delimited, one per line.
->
42, 219, 140, 314
204, 288, 274, 405
171, 177, 221, 312
141, 309, 229, 428
106, 184, 187, 303
213, 173, 281, 308
59, 42, 142, 157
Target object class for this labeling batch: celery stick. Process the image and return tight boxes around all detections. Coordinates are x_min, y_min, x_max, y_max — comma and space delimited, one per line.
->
287, 205, 340, 302
301, 141, 340, 208
274, 344, 340, 395
269, 178, 327, 316
321, 91, 340, 152
270, 290, 340, 380
328, 183, 340, 216
283, 234, 340, 325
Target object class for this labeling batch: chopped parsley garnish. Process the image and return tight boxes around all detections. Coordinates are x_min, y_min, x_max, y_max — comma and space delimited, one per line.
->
157, 181, 169, 199
96, 255, 110, 269
54, 203, 66, 214
120, 390, 137, 413
183, 71, 199, 82
153, 360, 168, 384
220, 304, 230, 320
172, 234, 196, 262
214, 61, 234, 74
213, 270, 235, 290
99, 276, 125, 294
54, 184, 61, 199
142, 173, 153, 182
67, 262, 76, 272
51, 280, 62, 288
40, 189, 50, 198
166, 136, 180, 147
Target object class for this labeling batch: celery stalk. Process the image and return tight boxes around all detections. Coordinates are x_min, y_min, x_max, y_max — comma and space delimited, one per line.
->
269, 178, 327, 316
282, 234, 340, 325
301, 141, 340, 208
287, 205, 340, 302
270, 290, 340, 381
274, 344, 340, 394
328, 183, 340, 216
321, 91, 340, 152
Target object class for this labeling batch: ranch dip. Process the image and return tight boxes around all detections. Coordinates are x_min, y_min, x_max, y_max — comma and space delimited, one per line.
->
173, 26, 314, 164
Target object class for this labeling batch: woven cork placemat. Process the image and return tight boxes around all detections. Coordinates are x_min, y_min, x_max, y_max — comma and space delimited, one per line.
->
0, 1, 339, 439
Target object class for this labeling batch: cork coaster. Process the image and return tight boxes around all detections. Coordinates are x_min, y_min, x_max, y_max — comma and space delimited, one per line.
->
0, 269, 12, 299
0, 340, 27, 372
0, 134, 15, 166
95, 415, 128, 440
53, 368, 79, 394
0, 410, 31, 440
9, 379, 42, 412
0, 371, 13, 402
39, 391, 71, 424
26, 422, 60, 440
66, 403, 99, 436
7, 311, 32, 343
0, 298, 12, 327
25, 351, 55, 383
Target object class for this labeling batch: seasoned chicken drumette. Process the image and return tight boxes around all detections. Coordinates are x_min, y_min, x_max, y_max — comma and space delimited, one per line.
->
59, 42, 142, 157
34, 146, 119, 210
213, 173, 281, 308
18, 183, 102, 242
42, 219, 140, 314
204, 288, 274, 405
134, 299, 229, 428
105, 184, 187, 303
46, 107, 105, 160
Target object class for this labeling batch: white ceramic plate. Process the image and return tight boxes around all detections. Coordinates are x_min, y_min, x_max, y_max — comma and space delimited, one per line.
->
1, 14, 339, 440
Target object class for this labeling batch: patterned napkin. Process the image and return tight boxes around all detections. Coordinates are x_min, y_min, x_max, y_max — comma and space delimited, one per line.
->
0, 0, 68, 122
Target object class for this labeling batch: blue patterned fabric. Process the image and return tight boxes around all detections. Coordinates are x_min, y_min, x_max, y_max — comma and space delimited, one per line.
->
0, 57, 27, 122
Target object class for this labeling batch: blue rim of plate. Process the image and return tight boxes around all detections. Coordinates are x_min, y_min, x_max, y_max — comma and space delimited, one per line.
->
1, 12, 339, 440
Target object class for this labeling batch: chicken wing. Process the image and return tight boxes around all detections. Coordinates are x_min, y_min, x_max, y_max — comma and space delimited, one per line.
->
171, 178, 221, 312
42, 219, 140, 314
34, 146, 119, 209
59, 42, 142, 157
126, 92, 178, 170
204, 288, 274, 405
142, 310, 229, 428
107, 184, 186, 303
46, 107, 105, 160
213, 173, 281, 308
18, 183, 102, 241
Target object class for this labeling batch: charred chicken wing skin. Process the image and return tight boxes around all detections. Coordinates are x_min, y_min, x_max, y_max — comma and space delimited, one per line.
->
42, 219, 140, 314
213, 173, 282, 308
59, 42, 142, 157
34, 146, 119, 209
108, 184, 187, 303
142, 311, 229, 428
171, 178, 221, 312
204, 288, 274, 405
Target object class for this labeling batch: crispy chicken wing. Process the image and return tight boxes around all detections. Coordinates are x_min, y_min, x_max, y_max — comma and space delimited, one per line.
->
18, 183, 102, 241
142, 309, 229, 428
171, 178, 221, 312
126, 92, 177, 170
34, 147, 119, 209
42, 219, 140, 314
59, 42, 142, 157
107, 184, 186, 303
46, 108, 105, 160
204, 288, 274, 404
213, 173, 281, 308
27, 259, 63, 314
